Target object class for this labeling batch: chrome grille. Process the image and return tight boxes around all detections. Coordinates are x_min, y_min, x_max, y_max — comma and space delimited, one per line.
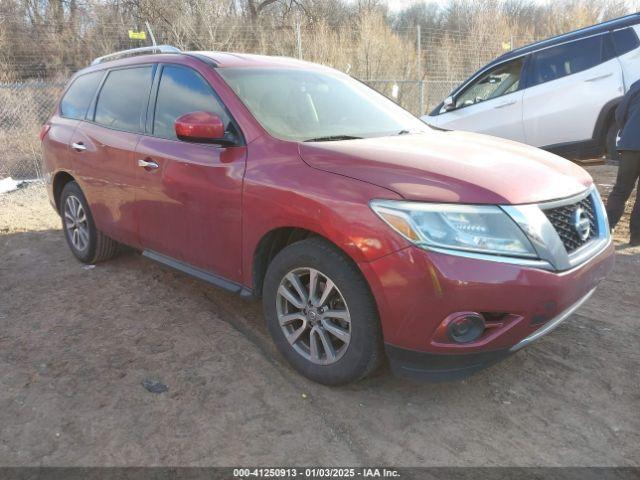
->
543, 194, 599, 253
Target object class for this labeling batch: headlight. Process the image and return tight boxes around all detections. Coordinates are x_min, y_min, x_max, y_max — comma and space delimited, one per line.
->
370, 200, 537, 258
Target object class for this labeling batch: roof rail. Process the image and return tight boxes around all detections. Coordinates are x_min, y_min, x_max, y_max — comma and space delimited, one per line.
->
91, 45, 181, 66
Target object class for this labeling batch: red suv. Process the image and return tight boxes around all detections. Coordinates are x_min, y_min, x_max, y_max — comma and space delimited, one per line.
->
41, 46, 615, 385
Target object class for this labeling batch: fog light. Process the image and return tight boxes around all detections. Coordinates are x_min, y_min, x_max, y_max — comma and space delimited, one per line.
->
447, 313, 486, 344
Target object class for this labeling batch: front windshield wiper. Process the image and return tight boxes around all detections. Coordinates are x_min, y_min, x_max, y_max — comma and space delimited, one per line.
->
303, 135, 363, 142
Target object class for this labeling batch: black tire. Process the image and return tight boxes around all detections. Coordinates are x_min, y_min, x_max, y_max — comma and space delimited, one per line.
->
59, 181, 119, 264
606, 121, 619, 161
262, 237, 383, 385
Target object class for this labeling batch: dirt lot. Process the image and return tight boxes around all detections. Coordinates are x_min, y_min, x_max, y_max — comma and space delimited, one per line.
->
0, 164, 638, 467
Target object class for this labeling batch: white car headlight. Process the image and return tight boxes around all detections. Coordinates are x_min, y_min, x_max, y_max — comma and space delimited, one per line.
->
370, 200, 537, 258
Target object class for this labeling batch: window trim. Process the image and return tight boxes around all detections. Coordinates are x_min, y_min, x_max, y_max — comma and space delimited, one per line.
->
58, 70, 106, 121
147, 62, 245, 146
89, 63, 158, 134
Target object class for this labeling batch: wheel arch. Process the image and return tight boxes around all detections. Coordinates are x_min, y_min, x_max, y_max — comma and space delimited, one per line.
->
251, 226, 365, 298
52, 170, 76, 213
593, 96, 622, 146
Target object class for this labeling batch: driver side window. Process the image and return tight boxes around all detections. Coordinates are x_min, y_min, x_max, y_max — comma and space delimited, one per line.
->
454, 58, 524, 109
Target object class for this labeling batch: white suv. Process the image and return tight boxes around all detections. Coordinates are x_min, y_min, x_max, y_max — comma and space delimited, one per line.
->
422, 13, 640, 160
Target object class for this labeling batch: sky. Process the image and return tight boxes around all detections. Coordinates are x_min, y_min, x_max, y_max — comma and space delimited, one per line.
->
384, 0, 638, 11
384, 0, 550, 11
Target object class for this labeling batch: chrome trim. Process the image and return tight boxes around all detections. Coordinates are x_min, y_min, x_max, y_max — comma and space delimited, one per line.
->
427, 246, 554, 270
91, 45, 181, 65
501, 203, 568, 270
537, 187, 593, 209
509, 288, 596, 352
504, 185, 611, 271
370, 185, 610, 272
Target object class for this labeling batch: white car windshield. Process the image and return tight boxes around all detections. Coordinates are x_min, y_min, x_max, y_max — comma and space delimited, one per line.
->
218, 67, 429, 142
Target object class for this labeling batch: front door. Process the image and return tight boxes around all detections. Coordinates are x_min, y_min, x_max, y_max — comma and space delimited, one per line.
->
434, 57, 526, 143
135, 64, 245, 282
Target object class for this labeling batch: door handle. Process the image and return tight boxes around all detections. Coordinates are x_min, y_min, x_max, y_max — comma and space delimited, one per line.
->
138, 158, 159, 169
585, 73, 613, 82
71, 142, 86, 152
494, 100, 517, 109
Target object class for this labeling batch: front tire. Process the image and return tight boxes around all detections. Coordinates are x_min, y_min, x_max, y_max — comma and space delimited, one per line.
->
606, 122, 619, 161
59, 181, 119, 264
263, 238, 383, 385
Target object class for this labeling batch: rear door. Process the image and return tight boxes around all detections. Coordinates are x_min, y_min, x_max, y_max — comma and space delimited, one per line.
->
71, 65, 155, 247
522, 34, 624, 148
45, 71, 105, 186
134, 63, 245, 282
430, 57, 527, 142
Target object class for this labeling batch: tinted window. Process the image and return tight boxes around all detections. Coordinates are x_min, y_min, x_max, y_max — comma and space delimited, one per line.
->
613, 28, 640, 56
94, 66, 153, 132
60, 71, 103, 120
455, 58, 523, 109
153, 66, 230, 140
530, 35, 605, 86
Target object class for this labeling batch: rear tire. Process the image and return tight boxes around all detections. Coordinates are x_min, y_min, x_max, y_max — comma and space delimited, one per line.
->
59, 181, 119, 264
606, 122, 619, 161
262, 237, 383, 385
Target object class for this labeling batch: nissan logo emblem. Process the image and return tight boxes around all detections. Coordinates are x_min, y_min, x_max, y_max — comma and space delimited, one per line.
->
574, 207, 591, 241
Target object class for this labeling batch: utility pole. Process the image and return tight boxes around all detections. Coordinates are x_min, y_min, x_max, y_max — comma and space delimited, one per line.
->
417, 25, 424, 115
295, 18, 303, 60
145, 21, 157, 46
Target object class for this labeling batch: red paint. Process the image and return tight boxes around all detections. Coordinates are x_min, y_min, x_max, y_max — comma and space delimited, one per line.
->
174, 111, 225, 141
39, 124, 51, 141
42, 51, 615, 368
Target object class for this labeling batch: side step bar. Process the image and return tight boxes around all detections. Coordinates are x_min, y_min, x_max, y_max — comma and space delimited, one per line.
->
143, 250, 253, 299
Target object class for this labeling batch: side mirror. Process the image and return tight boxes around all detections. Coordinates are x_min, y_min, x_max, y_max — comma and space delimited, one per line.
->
175, 111, 226, 143
442, 96, 456, 112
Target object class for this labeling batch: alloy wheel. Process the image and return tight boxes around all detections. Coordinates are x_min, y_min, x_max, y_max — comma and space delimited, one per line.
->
276, 267, 351, 365
64, 195, 90, 252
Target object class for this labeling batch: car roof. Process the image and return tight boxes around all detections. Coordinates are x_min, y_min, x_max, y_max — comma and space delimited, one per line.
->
193, 51, 328, 70
81, 49, 329, 72
488, 12, 640, 68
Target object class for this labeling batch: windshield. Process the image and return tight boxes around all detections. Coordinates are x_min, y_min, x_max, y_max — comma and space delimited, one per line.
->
217, 67, 429, 142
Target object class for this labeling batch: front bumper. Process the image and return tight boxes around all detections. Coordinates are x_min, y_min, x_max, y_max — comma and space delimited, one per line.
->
384, 287, 596, 382
359, 239, 614, 382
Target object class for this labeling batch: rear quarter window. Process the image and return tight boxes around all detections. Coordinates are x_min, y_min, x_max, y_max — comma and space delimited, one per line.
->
59, 71, 104, 120
94, 66, 154, 133
612, 28, 640, 56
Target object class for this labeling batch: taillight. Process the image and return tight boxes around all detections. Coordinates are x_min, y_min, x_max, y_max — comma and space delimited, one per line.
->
39, 124, 51, 141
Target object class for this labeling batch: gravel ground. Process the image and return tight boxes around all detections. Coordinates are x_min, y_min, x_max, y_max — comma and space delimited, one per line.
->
0, 165, 638, 467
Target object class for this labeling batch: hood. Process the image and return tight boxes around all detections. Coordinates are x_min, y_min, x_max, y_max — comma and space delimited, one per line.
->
298, 131, 592, 205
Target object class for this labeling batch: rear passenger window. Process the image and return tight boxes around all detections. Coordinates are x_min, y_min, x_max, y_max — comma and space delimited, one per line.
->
153, 65, 230, 140
612, 28, 640, 56
94, 66, 153, 132
60, 71, 103, 120
530, 35, 605, 87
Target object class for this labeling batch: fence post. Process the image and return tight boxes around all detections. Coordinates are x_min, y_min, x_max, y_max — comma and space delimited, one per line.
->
296, 19, 303, 60
417, 25, 424, 115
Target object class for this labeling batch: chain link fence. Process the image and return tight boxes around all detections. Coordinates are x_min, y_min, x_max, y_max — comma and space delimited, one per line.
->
0, 82, 64, 179
0, 25, 536, 180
